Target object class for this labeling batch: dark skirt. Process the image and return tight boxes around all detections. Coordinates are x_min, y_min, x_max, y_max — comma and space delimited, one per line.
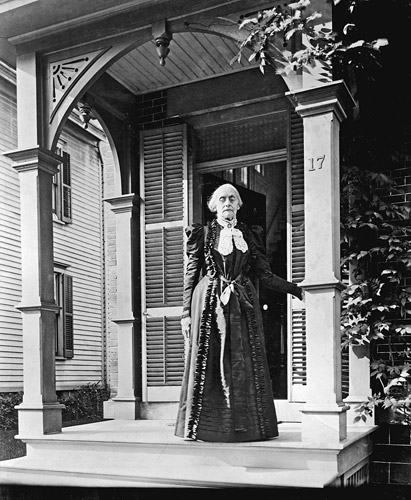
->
175, 275, 278, 442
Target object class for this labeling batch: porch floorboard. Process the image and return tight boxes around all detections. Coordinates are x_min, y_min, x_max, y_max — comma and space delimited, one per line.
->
0, 420, 376, 488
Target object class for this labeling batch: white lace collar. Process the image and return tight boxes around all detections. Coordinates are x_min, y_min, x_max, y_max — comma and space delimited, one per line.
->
216, 217, 248, 256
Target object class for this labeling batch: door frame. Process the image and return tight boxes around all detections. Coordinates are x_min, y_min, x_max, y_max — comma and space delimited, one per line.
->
193, 148, 303, 420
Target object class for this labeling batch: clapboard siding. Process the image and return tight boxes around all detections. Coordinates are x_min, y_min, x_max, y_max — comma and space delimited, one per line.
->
54, 128, 104, 389
0, 70, 106, 391
0, 76, 21, 391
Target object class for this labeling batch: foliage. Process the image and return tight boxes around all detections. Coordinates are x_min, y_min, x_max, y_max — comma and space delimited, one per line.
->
57, 382, 110, 423
235, 0, 411, 424
0, 392, 22, 430
233, 0, 388, 80
340, 166, 411, 424
0, 383, 109, 430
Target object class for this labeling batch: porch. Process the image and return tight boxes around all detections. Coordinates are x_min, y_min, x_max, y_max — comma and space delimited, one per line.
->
0, 419, 374, 488
0, 0, 378, 489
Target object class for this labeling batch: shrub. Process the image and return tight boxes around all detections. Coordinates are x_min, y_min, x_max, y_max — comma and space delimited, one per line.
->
0, 383, 110, 430
57, 382, 110, 423
0, 392, 23, 430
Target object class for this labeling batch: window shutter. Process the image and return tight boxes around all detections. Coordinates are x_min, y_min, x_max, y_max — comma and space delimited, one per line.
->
140, 124, 188, 401
61, 151, 72, 223
146, 317, 185, 386
63, 274, 74, 359
341, 269, 350, 399
289, 110, 306, 400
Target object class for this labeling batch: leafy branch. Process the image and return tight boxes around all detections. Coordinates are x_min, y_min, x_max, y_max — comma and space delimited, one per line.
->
341, 166, 411, 423
234, 0, 411, 424
234, 0, 388, 81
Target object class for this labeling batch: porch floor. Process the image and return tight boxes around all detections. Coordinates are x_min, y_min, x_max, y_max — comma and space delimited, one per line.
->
0, 420, 376, 488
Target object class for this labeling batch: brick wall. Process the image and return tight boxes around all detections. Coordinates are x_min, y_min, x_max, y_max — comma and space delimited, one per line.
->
135, 90, 182, 130
370, 424, 411, 485
369, 132, 411, 486
100, 140, 118, 397
375, 134, 411, 371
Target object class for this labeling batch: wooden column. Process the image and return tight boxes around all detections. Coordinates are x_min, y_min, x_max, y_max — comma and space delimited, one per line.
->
343, 261, 372, 424
3, 51, 65, 435
4, 147, 64, 435
105, 194, 139, 419
344, 344, 372, 425
287, 81, 355, 446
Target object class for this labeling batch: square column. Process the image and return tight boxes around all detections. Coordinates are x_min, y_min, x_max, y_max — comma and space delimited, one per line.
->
105, 194, 139, 420
287, 81, 355, 446
344, 344, 372, 425
342, 261, 372, 423
4, 147, 65, 435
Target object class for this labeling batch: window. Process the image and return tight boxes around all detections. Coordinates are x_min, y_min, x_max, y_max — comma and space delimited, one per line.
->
54, 265, 74, 359
254, 164, 265, 176
52, 145, 72, 223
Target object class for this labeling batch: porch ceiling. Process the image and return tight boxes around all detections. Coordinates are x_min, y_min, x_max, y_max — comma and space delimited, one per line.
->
107, 31, 256, 95
0, 0, 270, 95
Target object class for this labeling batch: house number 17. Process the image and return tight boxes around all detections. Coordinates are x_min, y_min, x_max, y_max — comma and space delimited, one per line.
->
308, 155, 325, 171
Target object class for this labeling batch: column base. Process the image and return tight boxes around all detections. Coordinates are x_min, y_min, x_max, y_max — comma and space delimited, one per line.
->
16, 402, 64, 436
111, 397, 140, 420
300, 403, 349, 447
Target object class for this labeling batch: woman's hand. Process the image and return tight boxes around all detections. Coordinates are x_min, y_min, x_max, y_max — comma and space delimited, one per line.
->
181, 316, 191, 340
296, 287, 305, 302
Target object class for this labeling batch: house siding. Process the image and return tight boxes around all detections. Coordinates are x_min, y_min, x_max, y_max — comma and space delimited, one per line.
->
0, 75, 21, 392
54, 124, 105, 389
0, 67, 106, 392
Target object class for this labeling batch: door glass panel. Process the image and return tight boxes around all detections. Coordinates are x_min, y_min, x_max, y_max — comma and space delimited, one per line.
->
198, 162, 287, 398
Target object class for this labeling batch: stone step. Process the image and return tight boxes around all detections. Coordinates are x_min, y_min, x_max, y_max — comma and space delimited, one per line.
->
0, 457, 338, 488
0, 420, 375, 488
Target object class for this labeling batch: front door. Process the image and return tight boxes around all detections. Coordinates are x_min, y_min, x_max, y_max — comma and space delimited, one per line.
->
198, 166, 288, 399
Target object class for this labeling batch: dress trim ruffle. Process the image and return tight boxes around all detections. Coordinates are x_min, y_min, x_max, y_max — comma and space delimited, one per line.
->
186, 219, 271, 440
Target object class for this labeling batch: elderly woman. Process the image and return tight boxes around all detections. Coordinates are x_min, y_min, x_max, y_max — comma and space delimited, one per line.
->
175, 183, 303, 442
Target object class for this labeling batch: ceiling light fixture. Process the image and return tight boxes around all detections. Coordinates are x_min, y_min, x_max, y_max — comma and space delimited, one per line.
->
155, 33, 171, 66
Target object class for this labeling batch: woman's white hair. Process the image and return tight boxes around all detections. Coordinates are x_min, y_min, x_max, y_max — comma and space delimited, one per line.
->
207, 183, 243, 213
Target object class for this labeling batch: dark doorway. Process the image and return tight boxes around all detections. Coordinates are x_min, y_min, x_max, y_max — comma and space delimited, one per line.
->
200, 166, 288, 398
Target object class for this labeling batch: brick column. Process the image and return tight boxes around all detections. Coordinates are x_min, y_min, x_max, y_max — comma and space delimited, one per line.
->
4, 147, 65, 435
105, 194, 139, 419
287, 81, 355, 446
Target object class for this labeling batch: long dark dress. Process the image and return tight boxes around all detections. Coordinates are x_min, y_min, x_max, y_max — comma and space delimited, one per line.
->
175, 219, 301, 442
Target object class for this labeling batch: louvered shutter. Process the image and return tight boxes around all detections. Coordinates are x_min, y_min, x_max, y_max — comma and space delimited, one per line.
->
341, 269, 350, 399
61, 151, 72, 223
289, 110, 306, 401
140, 125, 188, 402
63, 274, 74, 359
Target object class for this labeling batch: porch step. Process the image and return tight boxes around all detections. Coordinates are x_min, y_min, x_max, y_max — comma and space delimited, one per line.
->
0, 420, 375, 488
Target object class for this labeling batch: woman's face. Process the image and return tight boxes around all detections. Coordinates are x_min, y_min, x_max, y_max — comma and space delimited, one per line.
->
215, 186, 240, 221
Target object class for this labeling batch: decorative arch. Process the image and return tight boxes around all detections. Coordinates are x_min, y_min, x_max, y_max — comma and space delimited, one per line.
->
44, 14, 257, 151
45, 29, 151, 150
44, 12, 310, 178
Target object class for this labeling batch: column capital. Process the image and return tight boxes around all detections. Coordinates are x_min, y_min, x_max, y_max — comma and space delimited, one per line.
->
4, 146, 62, 175
286, 80, 355, 122
16, 301, 60, 313
104, 193, 140, 214
300, 278, 346, 292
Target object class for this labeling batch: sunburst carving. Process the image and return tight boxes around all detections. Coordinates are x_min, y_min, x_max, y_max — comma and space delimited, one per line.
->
51, 57, 90, 102
49, 48, 110, 123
